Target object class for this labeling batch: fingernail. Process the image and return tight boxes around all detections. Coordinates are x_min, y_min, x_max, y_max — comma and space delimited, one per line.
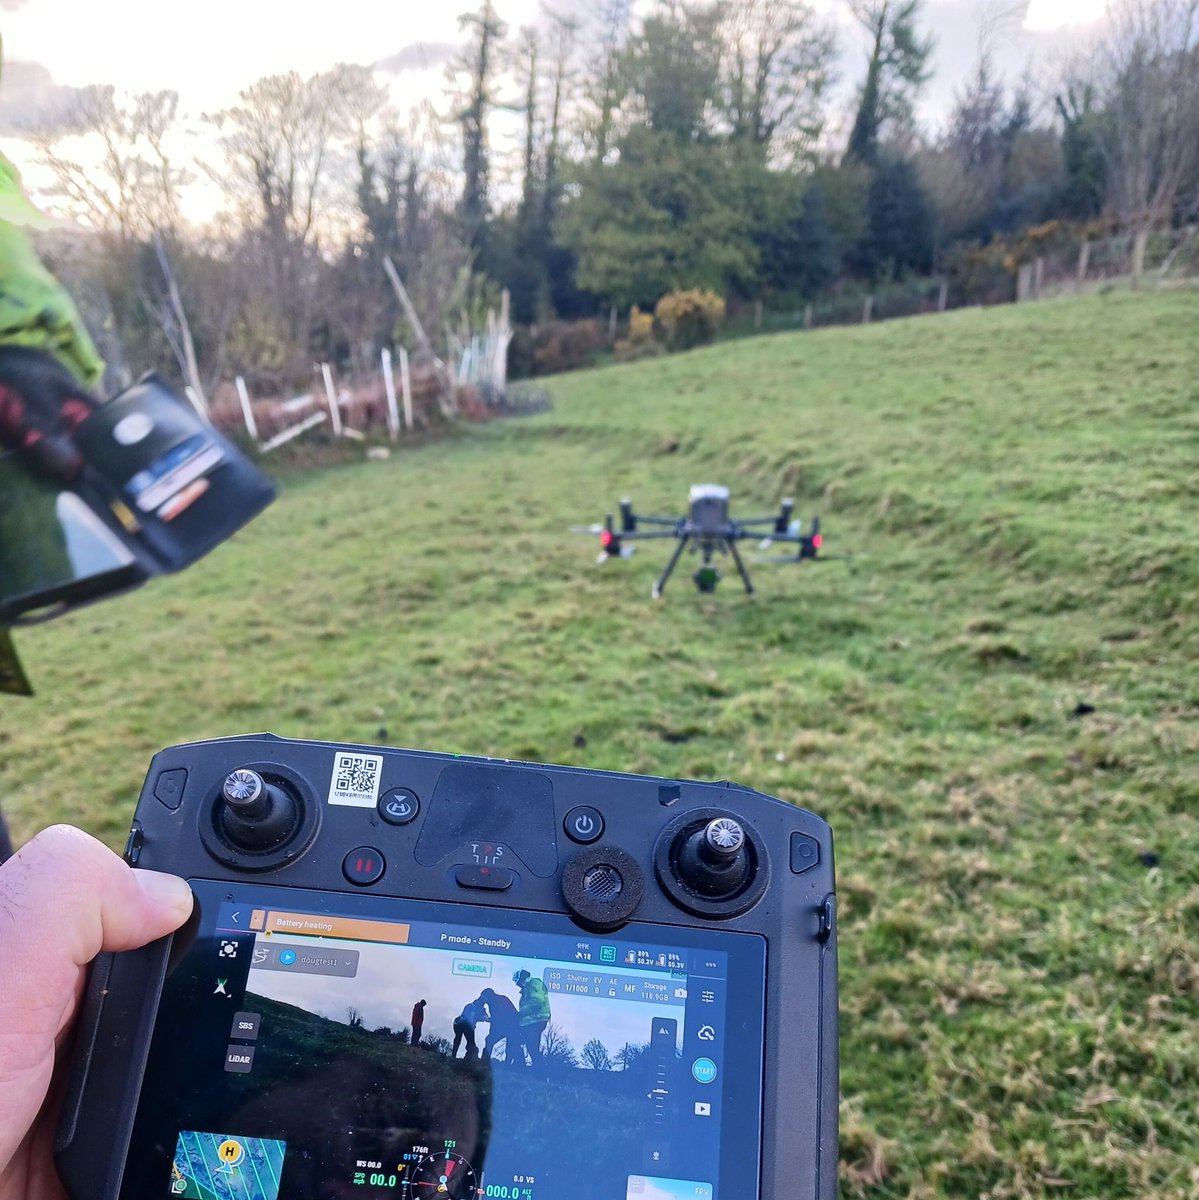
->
134, 869, 194, 916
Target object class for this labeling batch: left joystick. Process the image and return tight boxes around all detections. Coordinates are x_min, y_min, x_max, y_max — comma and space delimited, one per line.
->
219, 767, 301, 851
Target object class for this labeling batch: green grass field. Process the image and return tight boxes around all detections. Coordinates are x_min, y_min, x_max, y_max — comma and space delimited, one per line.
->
3, 289, 1197, 1198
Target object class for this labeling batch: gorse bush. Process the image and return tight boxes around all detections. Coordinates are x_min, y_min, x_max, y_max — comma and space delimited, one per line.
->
654, 289, 726, 350
614, 304, 665, 363
628, 306, 655, 345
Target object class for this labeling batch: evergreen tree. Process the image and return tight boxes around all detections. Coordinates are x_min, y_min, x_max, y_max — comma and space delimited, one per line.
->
1055, 84, 1106, 221
755, 172, 840, 297
561, 128, 760, 306
850, 153, 935, 280
453, 1, 507, 254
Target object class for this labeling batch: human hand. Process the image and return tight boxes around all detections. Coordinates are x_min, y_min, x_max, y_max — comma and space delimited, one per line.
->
0, 825, 193, 1199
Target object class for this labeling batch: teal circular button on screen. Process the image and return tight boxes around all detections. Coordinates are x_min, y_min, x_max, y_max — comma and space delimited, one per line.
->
692, 1057, 718, 1084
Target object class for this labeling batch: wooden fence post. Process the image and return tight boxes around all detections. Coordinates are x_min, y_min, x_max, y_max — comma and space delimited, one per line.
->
803, 304, 813, 330
1077, 239, 1091, 281
1016, 263, 1033, 302
937, 279, 949, 312
1033, 256, 1045, 299
1131, 229, 1148, 286
609, 304, 618, 344
399, 347, 414, 431
754, 299, 763, 330
862, 295, 874, 324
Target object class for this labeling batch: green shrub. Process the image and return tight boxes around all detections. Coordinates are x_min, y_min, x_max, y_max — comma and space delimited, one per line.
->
654, 289, 726, 351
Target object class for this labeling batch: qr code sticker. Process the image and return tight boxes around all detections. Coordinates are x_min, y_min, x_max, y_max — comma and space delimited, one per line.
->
328, 751, 384, 807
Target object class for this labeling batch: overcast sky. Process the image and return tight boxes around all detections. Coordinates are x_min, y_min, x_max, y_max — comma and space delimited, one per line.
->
0, 0, 1106, 218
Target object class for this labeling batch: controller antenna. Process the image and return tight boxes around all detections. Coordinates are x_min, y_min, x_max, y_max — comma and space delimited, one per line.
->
219, 768, 301, 851
674, 816, 752, 899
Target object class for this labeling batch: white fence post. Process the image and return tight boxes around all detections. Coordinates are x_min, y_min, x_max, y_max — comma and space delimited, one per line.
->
382, 348, 400, 440
235, 376, 258, 443
183, 386, 210, 424
320, 363, 343, 437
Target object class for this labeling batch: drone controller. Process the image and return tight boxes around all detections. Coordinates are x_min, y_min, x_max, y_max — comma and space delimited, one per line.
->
55, 734, 837, 1200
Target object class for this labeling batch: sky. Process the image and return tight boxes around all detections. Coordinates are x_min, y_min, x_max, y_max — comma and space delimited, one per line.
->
0, 0, 1108, 220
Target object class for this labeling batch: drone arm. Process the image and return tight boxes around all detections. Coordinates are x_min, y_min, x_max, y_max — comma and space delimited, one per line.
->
636, 514, 685, 527
619, 529, 685, 541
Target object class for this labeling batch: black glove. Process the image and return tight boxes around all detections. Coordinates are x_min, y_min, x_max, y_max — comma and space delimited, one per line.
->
0, 346, 98, 483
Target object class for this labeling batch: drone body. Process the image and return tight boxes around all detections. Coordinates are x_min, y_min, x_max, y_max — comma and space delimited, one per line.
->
585, 484, 829, 597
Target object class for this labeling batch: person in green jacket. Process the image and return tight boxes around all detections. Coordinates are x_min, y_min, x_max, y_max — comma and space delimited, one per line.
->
513, 968, 552, 1068
0, 43, 107, 859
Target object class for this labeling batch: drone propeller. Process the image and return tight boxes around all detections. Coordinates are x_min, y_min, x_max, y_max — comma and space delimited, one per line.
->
570, 524, 606, 534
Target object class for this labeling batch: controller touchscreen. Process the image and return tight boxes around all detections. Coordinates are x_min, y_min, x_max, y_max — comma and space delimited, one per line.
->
125, 881, 766, 1200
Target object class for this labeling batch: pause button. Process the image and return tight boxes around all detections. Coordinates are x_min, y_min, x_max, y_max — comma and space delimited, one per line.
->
343, 846, 385, 886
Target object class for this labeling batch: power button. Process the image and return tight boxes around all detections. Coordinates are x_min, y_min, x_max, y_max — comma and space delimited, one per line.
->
564, 806, 604, 844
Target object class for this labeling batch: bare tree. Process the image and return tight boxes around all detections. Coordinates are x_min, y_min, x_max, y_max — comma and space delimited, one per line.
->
542, 9, 580, 227
1093, 0, 1199, 231
206, 66, 383, 373
208, 67, 377, 253
583, 0, 633, 161
540, 1022, 579, 1068
720, 0, 837, 162
26, 87, 187, 241
581, 1038, 614, 1070
25, 88, 197, 390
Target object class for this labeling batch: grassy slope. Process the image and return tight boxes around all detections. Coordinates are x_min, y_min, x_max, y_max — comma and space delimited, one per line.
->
3, 290, 1197, 1198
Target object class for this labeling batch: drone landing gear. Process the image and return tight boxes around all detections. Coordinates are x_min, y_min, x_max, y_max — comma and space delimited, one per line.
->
652, 535, 756, 598
652, 535, 691, 599
726, 539, 755, 595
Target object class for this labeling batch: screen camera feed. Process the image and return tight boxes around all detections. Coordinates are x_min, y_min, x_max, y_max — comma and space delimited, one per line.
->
157, 891, 742, 1200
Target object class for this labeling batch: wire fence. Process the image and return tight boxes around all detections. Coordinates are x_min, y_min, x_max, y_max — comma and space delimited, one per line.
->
723, 225, 1199, 341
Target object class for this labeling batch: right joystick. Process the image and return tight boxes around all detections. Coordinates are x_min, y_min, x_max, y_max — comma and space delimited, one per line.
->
675, 817, 752, 899
219, 767, 301, 852
655, 807, 769, 918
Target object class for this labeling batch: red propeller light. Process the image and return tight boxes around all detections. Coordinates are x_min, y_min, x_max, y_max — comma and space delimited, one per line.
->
600, 530, 614, 548
813, 533, 823, 550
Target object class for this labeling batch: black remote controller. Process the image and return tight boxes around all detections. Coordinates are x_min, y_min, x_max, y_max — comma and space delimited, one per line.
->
55, 734, 837, 1200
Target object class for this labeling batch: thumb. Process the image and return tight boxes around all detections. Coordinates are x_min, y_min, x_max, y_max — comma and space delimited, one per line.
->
0, 825, 192, 1171
0, 824, 193, 975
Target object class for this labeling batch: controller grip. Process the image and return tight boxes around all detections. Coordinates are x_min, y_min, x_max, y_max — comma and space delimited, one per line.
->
55, 938, 173, 1200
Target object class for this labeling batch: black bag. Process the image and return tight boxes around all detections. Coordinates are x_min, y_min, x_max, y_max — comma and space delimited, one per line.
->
0, 375, 275, 689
